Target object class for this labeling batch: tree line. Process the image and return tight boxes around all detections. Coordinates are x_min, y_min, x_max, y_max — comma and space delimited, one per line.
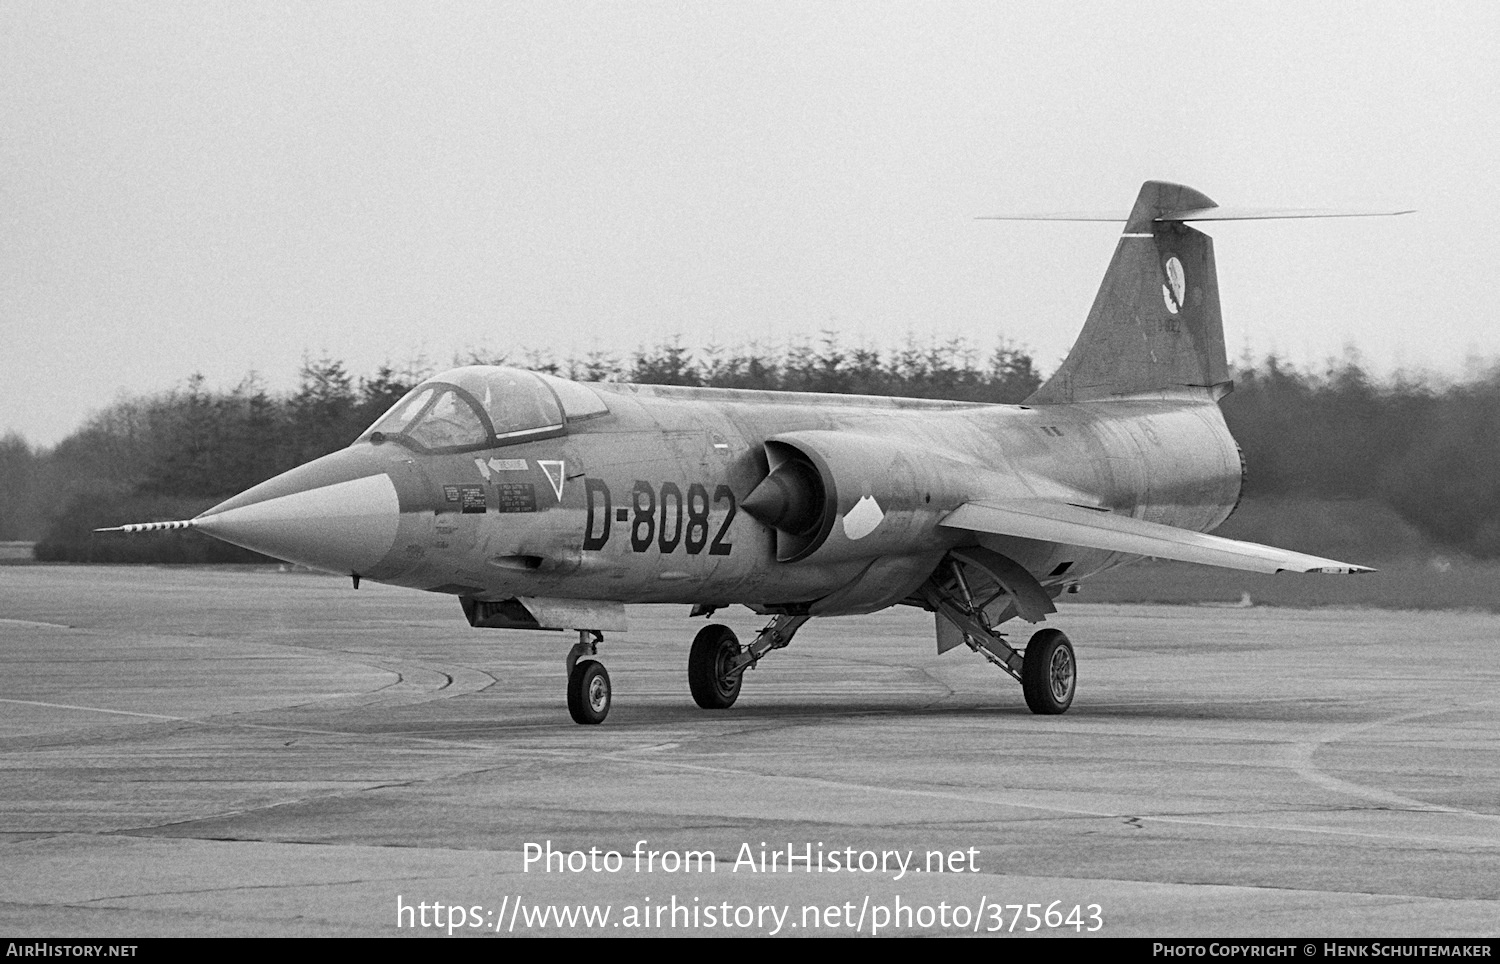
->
1225, 356, 1500, 557
4, 338, 1498, 561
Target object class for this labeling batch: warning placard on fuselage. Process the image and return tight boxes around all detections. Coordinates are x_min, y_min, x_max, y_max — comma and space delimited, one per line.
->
496, 482, 538, 513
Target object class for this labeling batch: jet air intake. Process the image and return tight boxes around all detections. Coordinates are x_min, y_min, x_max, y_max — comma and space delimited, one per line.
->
741, 456, 824, 536
741, 441, 837, 562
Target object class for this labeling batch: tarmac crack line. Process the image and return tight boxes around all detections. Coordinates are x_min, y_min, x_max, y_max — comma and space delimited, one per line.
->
62, 870, 463, 907
0, 698, 184, 721
1282, 697, 1500, 822
595, 753, 1500, 849
103, 776, 453, 838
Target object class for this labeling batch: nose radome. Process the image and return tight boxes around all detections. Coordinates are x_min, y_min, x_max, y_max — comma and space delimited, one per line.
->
193, 448, 400, 576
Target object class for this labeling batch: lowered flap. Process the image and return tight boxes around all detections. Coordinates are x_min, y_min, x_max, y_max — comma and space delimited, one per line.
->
940, 500, 1374, 575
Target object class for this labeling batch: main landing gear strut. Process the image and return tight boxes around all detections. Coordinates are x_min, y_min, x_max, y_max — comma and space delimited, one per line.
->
688, 614, 809, 710
921, 553, 1076, 714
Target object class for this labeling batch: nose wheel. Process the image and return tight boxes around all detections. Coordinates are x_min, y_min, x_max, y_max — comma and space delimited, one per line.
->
567, 658, 612, 725
565, 630, 611, 724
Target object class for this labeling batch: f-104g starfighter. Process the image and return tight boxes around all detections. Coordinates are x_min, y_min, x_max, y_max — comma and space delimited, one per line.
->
106, 181, 1406, 723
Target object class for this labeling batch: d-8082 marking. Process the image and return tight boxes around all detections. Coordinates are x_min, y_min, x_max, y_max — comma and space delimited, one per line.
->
582, 479, 736, 556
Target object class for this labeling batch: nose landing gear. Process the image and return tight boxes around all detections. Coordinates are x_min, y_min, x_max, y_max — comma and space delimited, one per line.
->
566, 630, 611, 725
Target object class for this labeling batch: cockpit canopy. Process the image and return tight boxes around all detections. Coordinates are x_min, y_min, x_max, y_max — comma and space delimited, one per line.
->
360, 366, 607, 453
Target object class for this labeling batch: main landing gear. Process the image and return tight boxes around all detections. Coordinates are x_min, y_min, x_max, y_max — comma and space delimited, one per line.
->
921, 553, 1077, 714
940, 617, 1077, 715
688, 614, 808, 710
566, 630, 610, 725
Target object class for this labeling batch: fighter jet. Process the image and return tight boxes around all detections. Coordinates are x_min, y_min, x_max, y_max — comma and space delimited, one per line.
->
102, 181, 1408, 724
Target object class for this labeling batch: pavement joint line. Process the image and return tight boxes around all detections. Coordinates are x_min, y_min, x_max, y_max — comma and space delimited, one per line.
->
0, 698, 185, 721
597, 754, 1500, 848
0, 696, 607, 758
1285, 696, 1500, 820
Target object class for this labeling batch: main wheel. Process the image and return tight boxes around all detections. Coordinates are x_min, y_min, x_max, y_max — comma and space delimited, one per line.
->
567, 659, 611, 724
688, 624, 742, 709
1022, 629, 1075, 715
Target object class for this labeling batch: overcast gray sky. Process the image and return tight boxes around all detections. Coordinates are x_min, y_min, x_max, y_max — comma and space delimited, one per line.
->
3, 1, 1495, 446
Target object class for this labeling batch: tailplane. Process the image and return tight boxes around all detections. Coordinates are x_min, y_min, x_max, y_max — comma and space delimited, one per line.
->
986, 181, 1412, 405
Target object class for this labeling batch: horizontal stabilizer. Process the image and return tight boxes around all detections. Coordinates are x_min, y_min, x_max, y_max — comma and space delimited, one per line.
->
940, 500, 1374, 575
1154, 206, 1414, 221
980, 207, 1413, 222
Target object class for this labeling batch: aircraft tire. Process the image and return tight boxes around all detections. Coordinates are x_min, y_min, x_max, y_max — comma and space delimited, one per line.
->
567, 659, 611, 725
688, 624, 742, 709
1022, 629, 1075, 715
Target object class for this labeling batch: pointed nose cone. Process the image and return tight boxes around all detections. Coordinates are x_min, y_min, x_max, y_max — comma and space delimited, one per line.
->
194, 447, 400, 576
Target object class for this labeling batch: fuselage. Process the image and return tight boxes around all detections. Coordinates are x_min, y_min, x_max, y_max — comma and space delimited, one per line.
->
194, 372, 1244, 617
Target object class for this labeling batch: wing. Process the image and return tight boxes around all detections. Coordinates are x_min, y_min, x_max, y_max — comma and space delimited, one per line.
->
939, 500, 1374, 575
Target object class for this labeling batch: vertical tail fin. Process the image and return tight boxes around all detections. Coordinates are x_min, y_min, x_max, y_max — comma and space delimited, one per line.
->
1025, 181, 1230, 404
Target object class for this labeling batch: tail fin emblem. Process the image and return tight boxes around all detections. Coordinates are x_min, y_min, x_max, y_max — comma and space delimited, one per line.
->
1162, 255, 1185, 314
